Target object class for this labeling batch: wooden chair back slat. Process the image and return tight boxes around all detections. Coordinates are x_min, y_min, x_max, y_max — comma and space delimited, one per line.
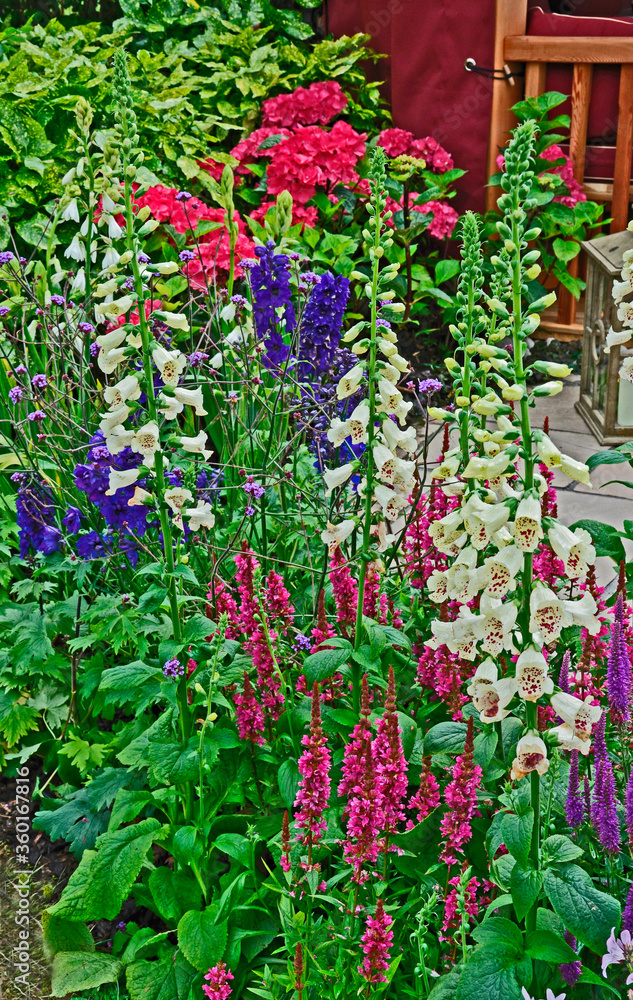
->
612, 64, 633, 234
505, 35, 633, 63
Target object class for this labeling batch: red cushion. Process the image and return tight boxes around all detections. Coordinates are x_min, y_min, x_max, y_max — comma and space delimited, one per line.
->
528, 8, 633, 149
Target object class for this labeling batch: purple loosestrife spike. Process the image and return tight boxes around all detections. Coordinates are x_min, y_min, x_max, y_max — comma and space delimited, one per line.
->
559, 650, 571, 693
294, 682, 331, 858
627, 769, 633, 848
559, 932, 582, 987
607, 592, 632, 726
591, 711, 621, 854
439, 716, 482, 866
358, 898, 393, 984
373, 665, 408, 836
624, 882, 633, 934
566, 749, 584, 829
202, 962, 233, 999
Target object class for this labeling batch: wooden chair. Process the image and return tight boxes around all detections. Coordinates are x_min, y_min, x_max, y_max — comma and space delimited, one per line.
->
487, 0, 633, 339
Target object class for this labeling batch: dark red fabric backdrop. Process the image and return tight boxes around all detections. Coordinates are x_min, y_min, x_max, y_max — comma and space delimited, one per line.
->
325, 0, 497, 212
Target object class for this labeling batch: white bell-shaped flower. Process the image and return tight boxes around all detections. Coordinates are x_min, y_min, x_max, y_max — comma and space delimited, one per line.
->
320, 519, 356, 553
467, 658, 518, 723
480, 543, 523, 599
516, 646, 554, 702
550, 693, 602, 755
513, 495, 543, 552
548, 523, 595, 578
510, 731, 549, 781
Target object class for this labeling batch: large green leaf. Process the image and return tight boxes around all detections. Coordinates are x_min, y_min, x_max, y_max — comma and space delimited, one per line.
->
99, 661, 164, 712
501, 810, 533, 867
51, 952, 122, 997
177, 904, 228, 971
543, 864, 620, 954
524, 929, 577, 964
126, 950, 198, 1000
510, 865, 543, 923
42, 913, 94, 959
456, 947, 527, 1000
302, 645, 351, 685
424, 721, 467, 755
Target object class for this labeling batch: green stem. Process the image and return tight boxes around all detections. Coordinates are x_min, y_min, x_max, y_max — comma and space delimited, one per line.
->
352, 203, 381, 714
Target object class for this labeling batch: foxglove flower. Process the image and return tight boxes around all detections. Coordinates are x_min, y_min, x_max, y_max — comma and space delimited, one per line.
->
550, 692, 602, 754
516, 647, 554, 702
467, 658, 517, 722
510, 731, 549, 781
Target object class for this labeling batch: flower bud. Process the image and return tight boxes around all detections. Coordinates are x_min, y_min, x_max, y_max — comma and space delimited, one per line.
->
531, 380, 563, 398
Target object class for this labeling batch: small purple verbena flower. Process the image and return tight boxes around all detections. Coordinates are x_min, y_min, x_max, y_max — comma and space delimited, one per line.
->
9, 386, 23, 403
78, 322, 94, 334
244, 505, 256, 517
243, 478, 265, 499
188, 351, 209, 367
89, 342, 100, 358
294, 634, 312, 652
175, 191, 193, 201
137, 252, 151, 264
50, 294, 65, 307
230, 294, 247, 307
179, 249, 195, 261
418, 378, 443, 395
0, 251, 15, 264
0, 306, 10, 317
14, 364, 27, 375
301, 271, 319, 286
227, 391, 239, 402
19, 257, 27, 265
124, 277, 135, 290
163, 657, 184, 679
115, 921, 127, 933
10, 472, 26, 483
27, 410, 46, 422
376, 318, 391, 329
240, 259, 257, 270
31, 374, 48, 390
288, 252, 303, 261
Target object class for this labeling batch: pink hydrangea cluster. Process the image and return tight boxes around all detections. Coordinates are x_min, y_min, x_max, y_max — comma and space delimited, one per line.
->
496, 144, 586, 208
131, 184, 256, 288
378, 128, 454, 172
266, 120, 366, 204
202, 962, 233, 999
358, 898, 394, 984
412, 199, 459, 240
262, 81, 348, 128
439, 717, 483, 865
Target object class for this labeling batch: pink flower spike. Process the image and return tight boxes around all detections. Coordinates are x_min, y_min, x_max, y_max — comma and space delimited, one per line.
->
294, 681, 331, 858
374, 665, 408, 835
358, 898, 394, 984
234, 671, 265, 746
439, 716, 482, 865
202, 961, 233, 999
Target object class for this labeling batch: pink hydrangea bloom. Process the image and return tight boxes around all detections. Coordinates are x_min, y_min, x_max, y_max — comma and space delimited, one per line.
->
410, 135, 454, 172
358, 898, 394, 983
266, 121, 366, 205
541, 144, 586, 208
413, 199, 459, 239
378, 127, 415, 158
202, 961, 233, 999
262, 81, 348, 128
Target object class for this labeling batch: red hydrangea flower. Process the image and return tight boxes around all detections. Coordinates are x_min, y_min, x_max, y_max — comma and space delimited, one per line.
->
262, 81, 348, 128
378, 129, 454, 172
226, 126, 293, 176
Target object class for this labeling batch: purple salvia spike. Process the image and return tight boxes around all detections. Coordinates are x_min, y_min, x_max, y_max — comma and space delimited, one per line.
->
558, 650, 571, 693
565, 749, 584, 829
607, 593, 631, 726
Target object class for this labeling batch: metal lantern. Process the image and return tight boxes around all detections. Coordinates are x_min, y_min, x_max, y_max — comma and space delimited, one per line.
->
576, 229, 633, 444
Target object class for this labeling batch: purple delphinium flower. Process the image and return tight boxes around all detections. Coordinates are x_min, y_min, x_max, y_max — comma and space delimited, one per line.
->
31, 373, 47, 390
591, 711, 621, 853
50, 294, 65, 307
296, 271, 350, 380
179, 249, 195, 261
27, 410, 46, 422
9, 386, 23, 403
566, 749, 584, 829
559, 932, 582, 987
607, 592, 631, 726
77, 531, 109, 560
163, 657, 184, 679
73, 431, 149, 541
250, 241, 295, 364
297, 345, 364, 469
62, 506, 82, 534
0, 251, 15, 264
15, 477, 62, 557
418, 378, 443, 395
